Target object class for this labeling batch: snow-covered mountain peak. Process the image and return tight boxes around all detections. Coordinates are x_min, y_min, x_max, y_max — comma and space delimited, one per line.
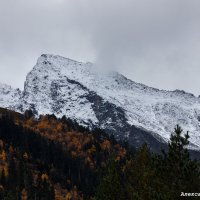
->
0, 82, 18, 91
0, 83, 21, 110
1, 54, 200, 151
36, 54, 83, 68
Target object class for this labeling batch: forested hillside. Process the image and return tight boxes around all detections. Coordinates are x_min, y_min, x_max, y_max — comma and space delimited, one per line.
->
0, 108, 200, 199
0, 108, 127, 199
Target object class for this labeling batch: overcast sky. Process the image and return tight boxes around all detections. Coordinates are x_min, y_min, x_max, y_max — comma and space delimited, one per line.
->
0, 0, 200, 95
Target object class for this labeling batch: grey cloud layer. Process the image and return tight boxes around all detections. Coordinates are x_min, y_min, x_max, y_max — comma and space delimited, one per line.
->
0, 0, 200, 95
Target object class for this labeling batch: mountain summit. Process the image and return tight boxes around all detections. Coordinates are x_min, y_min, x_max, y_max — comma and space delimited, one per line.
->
1, 54, 200, 151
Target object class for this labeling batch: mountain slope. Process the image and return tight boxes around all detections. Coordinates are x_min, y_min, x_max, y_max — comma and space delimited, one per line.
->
1, 54, 200, 151
0, 83, 21, 110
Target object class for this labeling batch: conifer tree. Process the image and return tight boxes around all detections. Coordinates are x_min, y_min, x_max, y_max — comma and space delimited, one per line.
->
0, 169, 6, 187
124, 144, 157, 200
158, 125, 200, 198
8, 157, 17, 190
95, 157, 125, 200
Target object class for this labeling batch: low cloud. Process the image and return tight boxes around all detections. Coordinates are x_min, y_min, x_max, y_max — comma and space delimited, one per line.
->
0, 0, 200, 95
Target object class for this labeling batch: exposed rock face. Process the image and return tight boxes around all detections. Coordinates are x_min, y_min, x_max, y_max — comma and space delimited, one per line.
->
1, 54, 200, 152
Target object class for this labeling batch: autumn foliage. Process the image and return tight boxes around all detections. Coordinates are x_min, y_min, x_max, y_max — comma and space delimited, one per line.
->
0, 109, 127, 199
